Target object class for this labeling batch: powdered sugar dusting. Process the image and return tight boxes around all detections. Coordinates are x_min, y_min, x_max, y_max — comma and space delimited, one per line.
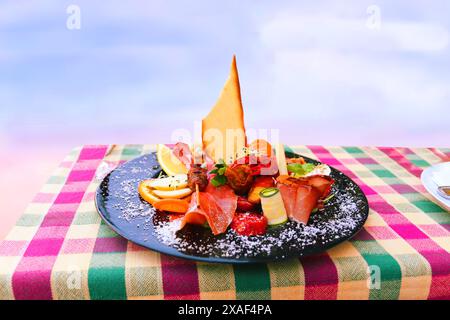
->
152, 173, 367, 259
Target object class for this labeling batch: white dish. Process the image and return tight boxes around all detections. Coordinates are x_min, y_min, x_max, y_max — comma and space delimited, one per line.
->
421, 162, 450, 212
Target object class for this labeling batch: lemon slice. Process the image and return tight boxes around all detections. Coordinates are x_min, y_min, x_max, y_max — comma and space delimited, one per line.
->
148, 174, 188, 191
157, 144, 188, 176
138, 181, 161, 205
152, 188, 193, 199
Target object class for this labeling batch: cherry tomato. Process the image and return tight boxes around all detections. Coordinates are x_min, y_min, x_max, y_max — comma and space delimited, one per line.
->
236, 196, 258, 212
248, 139, 273, 157
231, 213, 267, 236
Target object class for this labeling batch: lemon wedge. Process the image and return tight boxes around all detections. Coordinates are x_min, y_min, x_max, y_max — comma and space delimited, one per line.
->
157, 144, 188, 176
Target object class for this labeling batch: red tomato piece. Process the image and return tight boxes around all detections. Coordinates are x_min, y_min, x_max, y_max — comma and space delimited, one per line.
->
231, 213, 268, 236
236, 196, 258, 212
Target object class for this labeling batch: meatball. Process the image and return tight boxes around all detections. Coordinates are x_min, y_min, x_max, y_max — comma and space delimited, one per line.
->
224, 164, 254, 195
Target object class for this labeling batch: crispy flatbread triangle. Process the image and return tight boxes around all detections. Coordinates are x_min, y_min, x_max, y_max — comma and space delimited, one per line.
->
202, 55, 246, 163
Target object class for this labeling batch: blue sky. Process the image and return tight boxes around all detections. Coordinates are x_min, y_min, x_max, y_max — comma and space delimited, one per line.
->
1, 0, 449, 148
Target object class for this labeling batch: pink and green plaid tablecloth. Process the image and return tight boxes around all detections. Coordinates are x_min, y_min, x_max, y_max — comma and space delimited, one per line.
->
0, 144, 449, 300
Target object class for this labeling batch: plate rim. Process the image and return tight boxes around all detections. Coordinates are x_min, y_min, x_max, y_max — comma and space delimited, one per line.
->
420, 162, 450, 212
94, 152, 370, 264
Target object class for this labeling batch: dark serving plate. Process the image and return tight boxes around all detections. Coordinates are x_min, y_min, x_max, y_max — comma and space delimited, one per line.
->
95, 151, 369, 264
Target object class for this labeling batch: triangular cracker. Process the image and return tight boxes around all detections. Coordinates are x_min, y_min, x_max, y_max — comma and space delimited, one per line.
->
202, 55, 246, 163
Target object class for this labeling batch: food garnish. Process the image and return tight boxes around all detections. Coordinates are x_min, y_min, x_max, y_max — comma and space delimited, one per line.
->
231, 213, 267, 236
209, 160, 228, 187
157, 144, 188, 176
259, 187, 288, 225
152, 188, 193, 199
138, 181, 160, 205
146, 174, 188, 191
152, 199, 190, 214
287, 163, 316, 177
304, 163, 331, 177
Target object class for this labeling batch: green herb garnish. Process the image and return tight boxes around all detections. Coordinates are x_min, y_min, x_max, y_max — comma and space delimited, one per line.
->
209, 160, 228, 187
287, 163, 316, 177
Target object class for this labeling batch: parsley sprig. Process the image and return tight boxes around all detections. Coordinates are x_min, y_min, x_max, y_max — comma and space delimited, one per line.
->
209, 159, 228, 187
287, 163, 316, 177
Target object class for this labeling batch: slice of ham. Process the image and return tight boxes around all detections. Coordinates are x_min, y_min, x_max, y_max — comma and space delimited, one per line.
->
175, 183, 237, 235
292, 185, 321, 224
307, 175, 334, 198
205, 183, 238, 219
277, 175, 333, 225
277, 183, 297, 217
172, 142, 193, 169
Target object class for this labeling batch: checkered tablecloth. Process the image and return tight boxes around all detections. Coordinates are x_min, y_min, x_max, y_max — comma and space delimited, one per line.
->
0, 145, 449, 300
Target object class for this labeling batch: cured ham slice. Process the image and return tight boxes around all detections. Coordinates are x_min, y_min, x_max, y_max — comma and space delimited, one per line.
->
176, 183, 237, 235
307, 175, 334, 198
205, 183, 237, 219
292, 185, 321, 224
277, 183, 297, 217
276, 175, 333, 225
172, 142, 193, 169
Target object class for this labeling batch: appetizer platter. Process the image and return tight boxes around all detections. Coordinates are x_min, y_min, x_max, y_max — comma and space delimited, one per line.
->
95, 56, 369, 263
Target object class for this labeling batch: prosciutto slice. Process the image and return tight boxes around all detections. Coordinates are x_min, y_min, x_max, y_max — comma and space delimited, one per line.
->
176, 183, 237, 235
172, 142, 193, 169
277, 175, 333, 225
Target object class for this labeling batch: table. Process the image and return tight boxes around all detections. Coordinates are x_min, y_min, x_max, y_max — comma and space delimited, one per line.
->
0, 145, 449, 300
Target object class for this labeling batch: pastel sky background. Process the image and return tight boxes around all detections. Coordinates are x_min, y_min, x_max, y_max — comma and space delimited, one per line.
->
1, 1, 449, 238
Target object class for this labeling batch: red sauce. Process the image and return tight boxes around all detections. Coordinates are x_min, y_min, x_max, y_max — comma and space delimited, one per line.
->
231, 213, 267, 236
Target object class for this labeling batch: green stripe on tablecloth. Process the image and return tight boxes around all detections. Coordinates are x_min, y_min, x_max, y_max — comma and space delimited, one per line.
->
197, 263, 235, 294
88, 253, 127, 300
339, 147, 403, 299
86, 146, 135, 299
351, 241, 402, 300
363, 148, 449, 222
233, 264, 271, 299
343, 147, 446, 298
121, 144, 144, 159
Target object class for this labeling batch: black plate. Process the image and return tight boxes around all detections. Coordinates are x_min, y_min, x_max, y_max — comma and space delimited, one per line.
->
95, 152, 369, 264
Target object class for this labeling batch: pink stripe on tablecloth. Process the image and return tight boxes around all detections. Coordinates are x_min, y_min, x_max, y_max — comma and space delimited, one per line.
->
160, 255, 200, 300
60, 161, 73, 168
332, 146, 450, 300
429, 148, 449, 162
378, 147, 422, 177
301, 253, 339, 300
60, 181, 91, 193
32, 193, 55, 203
12, 145, 108, 300
66, 170, 96, 182
0, 241, 28, 256
78, 146, 109, 160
